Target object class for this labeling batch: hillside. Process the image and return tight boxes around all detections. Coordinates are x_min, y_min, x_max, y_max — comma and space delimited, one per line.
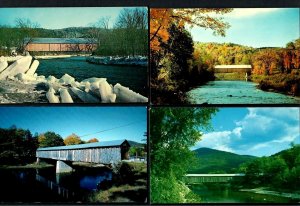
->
189, 147, 256, 174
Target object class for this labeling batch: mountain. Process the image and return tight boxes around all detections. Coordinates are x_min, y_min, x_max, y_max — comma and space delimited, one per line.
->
189, 147, 257, 174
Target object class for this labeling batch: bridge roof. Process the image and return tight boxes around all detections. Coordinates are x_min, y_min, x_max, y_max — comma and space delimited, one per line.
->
37, 139, 129, 151
214, 65, 252, 69
186, 174, 245, 177
24, 38, 97, 44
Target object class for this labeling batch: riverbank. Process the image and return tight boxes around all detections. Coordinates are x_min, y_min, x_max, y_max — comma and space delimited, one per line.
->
0, 162, 54, 169
251, 72, 300, 97
86, 56, 147, 67
89, 162, 147, 203
240, 187, 300, 200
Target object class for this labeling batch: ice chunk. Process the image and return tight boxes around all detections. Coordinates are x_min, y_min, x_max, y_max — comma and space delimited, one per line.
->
84, 81, 91, 93
114, 83, 148, 103
26, 60, 39, 76
59, 74, 75, 85
0, 60, 8, 73
81, 77, 106, 84
70, 87, 99, 103
59, 88, 73, 103
0, 56, 32, 79
98, 80, 116, 103
46, 75, 58, 83
46, 87, 60, 103
36, 75, 46, 82
15, 73, 36, 82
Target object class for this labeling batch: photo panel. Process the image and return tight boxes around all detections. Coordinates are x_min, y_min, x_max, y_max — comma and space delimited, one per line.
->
0, 106, 147, 203
150, 8, 300, 105
0, 7, 148, 104
150, 106, 300, 203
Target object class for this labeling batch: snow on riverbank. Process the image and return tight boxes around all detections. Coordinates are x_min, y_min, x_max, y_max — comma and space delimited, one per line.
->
0, 56, 148, 103
86, 56, 147, 67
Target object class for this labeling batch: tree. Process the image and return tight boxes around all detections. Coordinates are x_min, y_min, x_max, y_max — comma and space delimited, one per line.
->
15, 18, 40, 53
150, 107, 218, 203
38, 131, 64, 148
87, 138, 99, 143
252, 49, 281, 75
150, 8, 233, 52
64, 133, 83, 145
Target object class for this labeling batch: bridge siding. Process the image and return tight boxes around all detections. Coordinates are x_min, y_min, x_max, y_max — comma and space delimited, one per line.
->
36, 147, 122, 165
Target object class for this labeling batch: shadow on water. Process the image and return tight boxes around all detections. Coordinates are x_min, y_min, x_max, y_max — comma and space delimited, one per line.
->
0, 166, 112, 203
37, 57, 148, 96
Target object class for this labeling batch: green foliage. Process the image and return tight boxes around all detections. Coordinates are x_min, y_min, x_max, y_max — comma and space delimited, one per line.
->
0, 127, 38, 165
190, 147, 256, 173
150, 107, 218, 203
38, 131, 64, 148
241, 144, 300, 190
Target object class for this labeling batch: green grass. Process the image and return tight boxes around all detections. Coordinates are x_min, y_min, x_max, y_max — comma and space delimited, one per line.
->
0, 162, 54, 169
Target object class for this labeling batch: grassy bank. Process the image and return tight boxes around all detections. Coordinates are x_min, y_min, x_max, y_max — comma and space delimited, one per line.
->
88, 161, 147, 203
251, 70, 300, 96
215, 72, 247, 81
0, 162, 54, 169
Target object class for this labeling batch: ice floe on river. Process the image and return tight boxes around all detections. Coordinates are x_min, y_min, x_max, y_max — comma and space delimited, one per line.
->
0, 56, 148, 103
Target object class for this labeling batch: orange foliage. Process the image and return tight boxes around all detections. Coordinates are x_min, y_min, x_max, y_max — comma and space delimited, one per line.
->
87, 138, 99, 143
150, 8, 233, 52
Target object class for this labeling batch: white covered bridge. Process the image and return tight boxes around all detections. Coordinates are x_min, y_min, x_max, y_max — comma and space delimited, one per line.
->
184, 174, 245, 184
36, 139, 131, 173
214, 65, 252, 73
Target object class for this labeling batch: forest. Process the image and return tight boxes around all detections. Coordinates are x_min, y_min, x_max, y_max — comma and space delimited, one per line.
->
150, 9, 300, 104
0, 8, 147, 57
238, 144, 300, 191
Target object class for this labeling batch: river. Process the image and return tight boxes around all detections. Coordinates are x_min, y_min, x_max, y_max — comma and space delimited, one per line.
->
37, 56, 148, 96
187, 81, 300, 104
189, 184, 300, 203
0, 166, 112, 203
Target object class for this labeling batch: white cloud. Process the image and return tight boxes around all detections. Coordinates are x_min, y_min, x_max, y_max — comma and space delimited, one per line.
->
227, 8, 280, 18
233, 127, 242, 138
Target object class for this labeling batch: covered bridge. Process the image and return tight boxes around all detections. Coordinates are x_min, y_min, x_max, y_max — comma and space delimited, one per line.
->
184, 174, 245, 184
36, 139, 130, 173
214, 65, 252, 73
25, 38, 97, 53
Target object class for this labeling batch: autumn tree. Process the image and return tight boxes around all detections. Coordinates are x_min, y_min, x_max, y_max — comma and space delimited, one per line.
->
38, 132, 65, 148
252, 49, 281, 75
87, 138, 99, 143
150, 8, 233, 52
64, 133, 83, 145
150, 107, 218, 203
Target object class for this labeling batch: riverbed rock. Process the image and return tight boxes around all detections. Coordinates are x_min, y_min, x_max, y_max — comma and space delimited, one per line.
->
113, 83, 148, 103
0, 60, 8, 73
26, 60, 39, 76
0, 56, 32, 79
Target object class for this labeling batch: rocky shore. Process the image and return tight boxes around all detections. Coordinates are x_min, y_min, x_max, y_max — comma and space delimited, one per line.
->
86, 56, 147, 67
0, 55, 148, 103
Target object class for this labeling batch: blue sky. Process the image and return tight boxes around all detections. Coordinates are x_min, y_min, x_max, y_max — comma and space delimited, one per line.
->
193, 108, 300, 157
0, 7, 127, 29
189, 8, 300, 48
0, 107, 147, 143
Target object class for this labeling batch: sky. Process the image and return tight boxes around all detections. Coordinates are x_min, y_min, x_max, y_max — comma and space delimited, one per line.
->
192, 107, 300, 157
0, 106, 147, 143
0, 7, 131, 29
189, 8, 300, 48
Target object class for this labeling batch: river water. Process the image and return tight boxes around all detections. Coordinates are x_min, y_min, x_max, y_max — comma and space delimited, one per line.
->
189, 184, 299, 203
0, 166, 112, 203
187, 81, 300, 104
37, 56, 148, 96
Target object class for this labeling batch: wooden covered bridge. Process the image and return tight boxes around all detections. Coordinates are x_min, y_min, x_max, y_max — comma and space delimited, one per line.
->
184, 174, 245, 184
214, 65, 252, 73
36, 139, 130, 173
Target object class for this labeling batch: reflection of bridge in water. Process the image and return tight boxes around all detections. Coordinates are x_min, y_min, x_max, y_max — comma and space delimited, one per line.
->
36, 174, 76, 199
184, 174, 245, 184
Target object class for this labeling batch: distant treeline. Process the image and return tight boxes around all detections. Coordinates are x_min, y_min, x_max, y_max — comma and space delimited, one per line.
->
0, 8, 148, 57
238, 144, 300, 190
